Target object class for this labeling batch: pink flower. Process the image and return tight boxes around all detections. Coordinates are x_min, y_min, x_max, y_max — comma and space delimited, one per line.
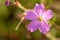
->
5, 0, 9, 6
24, 3, 52, 34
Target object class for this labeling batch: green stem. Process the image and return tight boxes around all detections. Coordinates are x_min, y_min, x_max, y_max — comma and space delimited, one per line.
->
14, 1, 27, 30
46, 33, 57, 40
14, 1, 27, 11
53, 23, 60, 30
41, 0, 46, 5
15, 17, 24, 30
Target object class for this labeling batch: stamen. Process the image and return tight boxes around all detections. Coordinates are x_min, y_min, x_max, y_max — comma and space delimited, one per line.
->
38, 17, 42, 21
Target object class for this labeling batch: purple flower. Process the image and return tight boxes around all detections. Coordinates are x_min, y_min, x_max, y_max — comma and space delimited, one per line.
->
5, 0, 9, 6
24, 3, 52, 34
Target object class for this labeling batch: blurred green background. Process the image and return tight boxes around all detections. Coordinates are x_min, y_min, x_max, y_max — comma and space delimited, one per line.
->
0, 0, 60, 40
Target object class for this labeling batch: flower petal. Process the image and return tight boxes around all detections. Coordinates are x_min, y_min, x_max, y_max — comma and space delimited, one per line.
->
27, 20, 39, 32
34, 3, 44, 16
42, 10, 52, 20
39, 21, 50, 34
25, 10, 37, 20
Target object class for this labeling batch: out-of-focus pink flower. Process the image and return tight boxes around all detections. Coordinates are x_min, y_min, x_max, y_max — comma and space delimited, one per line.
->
25, 3, 52, 34
5, 0, 9, 6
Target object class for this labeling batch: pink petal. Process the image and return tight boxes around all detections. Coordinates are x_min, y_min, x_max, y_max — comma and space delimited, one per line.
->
34, 3, 44, 16
42, 10, 52, 20
25, 10, 37, 20
27, 20, 40, 32
39, 21, 50, 34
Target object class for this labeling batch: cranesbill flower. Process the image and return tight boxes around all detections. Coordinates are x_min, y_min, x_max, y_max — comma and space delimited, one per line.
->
24, 3, 52, 34
5, 0, 9, 6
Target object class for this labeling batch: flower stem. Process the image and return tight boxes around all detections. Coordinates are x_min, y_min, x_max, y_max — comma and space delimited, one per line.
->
15, 17, 24, 30
14, 0, 27, 11
46, 33, 57, 40
53, 23, 60, 30
14, 0, 27, 30
41, 0, 46, 5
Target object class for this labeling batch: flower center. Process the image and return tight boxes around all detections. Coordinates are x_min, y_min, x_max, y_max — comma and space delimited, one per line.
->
38, 17, 42, 21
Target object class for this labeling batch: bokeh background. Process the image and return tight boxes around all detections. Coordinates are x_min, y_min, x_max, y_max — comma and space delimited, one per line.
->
0, 0, 60, 40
